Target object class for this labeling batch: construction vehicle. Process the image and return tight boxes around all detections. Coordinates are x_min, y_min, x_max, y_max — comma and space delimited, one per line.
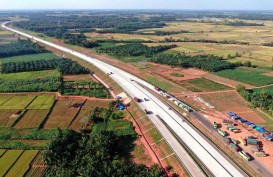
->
133, 97, 141, 102
224, 137, 231, 144
239, 137, 246, 146
213, 121, 218, 129
230, 143, 239, 152
239, 151, 251, 161
218, 129, 226, 137
246, 138, 258, 145
255, 152, 266, 157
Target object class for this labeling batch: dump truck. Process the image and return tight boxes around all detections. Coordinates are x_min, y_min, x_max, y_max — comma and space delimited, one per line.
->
239, 151, 251, 161
223, 120, 233, 125
218, 129, 226, 137
246, 138, 258, 145
249, 145, 260, 153
133, 97, 141, 102
230, 143, 239, 152
213, 121, 218, 129
230, 138, 237, 144
224, 137, 231, 144
255, 152, 266, 157
239, 137, 246, 146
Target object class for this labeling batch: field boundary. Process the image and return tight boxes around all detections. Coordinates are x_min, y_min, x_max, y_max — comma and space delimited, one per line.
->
68, 99, 87, 128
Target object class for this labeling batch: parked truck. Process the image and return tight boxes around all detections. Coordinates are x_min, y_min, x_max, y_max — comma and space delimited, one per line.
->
239, 137, 246, 146
255, 152, 266, 157
249, 145, 260, 153
218, 129, 226, 137
223, 137, 231, 144
222, 120, 233, 125
230, 138, 237, 144
246, 138, 258, 145
239, 151, 251, 161
213, 121, 218, 129
230, 143, 239, 152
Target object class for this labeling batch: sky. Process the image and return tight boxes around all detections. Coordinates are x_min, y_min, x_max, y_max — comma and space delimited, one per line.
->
1, 0, 273, 10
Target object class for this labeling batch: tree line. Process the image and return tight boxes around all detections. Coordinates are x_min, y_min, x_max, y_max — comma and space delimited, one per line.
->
237, 85, 273, 116
0, 58, 89, 74
97, 43, 177, 57
0, 39, 46, 57
150, 53, 238, 72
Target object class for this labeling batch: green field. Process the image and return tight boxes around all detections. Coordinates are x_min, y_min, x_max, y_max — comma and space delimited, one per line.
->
180, 78, 232, 92
0, 70, 60, 81
0, 96, 36, 109
0, 53, 58, 64
27, 95, 55, 110
5, 150, 38, 177
253, 85, 273, 94
0, 150, 23, 176
92, 120, 136, 137
214, 67, 273, 86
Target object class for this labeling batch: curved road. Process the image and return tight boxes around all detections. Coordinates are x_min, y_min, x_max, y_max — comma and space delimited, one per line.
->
2, 22, 247, 177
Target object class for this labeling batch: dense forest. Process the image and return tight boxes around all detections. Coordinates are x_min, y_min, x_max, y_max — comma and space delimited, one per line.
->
150, 53, 238, 72
0, 58, 89, 74
44, 129, 167, 177
97, 43, 177, 57
237, 85, 273, 116
0, 39, 46, 57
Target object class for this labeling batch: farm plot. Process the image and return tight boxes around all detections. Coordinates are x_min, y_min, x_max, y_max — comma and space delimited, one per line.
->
43, 99, 86, 129
179, 78, 232, 92
0, 53, 58, 64
214, 67, 273, 86
0, 150, 23, 177
5, 150, 39, 177
27, 95, 55, 110
25, 153, 46, 177
0, 109, 23, 127
0, 149, 5, 157
0, 96, 13, 106
69, 99, 110, 130
0, 96, 36, 109
14, 110, 50, 129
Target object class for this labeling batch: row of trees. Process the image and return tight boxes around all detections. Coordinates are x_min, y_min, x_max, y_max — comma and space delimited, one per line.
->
0, 77, 61, 93
0, 58, 89, 74
150, 53, 238, 72
44, 129, 167, 177
0, 39, 46, 57
97, 43, 177, 57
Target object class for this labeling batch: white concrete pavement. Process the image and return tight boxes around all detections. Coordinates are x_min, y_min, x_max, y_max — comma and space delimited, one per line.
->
1, 22, 247, 177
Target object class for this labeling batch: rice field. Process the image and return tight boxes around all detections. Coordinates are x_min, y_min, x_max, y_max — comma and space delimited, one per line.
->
0, 109, 22, 127
27, 95, 55, 110
14, 110, 50, 129
0, 53, 58, 64
0, 150, 23, 177
5, 150, 39, 177
43, 98, 86, 129
0, 96, 36, 110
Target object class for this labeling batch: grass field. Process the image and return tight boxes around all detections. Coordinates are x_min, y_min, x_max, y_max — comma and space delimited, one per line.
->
69, 99, 110, 130
0, 53, 58, 64
27, 96, 55, 110
5, 150, 39, 177
92, 119, 136, 136
43, 99, 85, 129
253, 85, 273, 94
0, 70, 60, 81
214, 67, 273, 86
180, 78, 232, 92
0, 96, 36, 109
0, 150, 23, 177
14, 110, 50, 129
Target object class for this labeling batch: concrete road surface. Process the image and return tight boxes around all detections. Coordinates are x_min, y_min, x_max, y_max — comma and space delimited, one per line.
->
2, 22, 248, 177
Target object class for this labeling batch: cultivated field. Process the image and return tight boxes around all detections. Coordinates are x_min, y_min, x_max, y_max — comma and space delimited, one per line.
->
43, 98, 86, 129
14, 110, 50, 129
27, 95, 55, 110
0, 150, 24, 176
0, 53, 57, 64
0, 95, 36, 109
0, 70, 60, 81
215, 67, 273, 86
